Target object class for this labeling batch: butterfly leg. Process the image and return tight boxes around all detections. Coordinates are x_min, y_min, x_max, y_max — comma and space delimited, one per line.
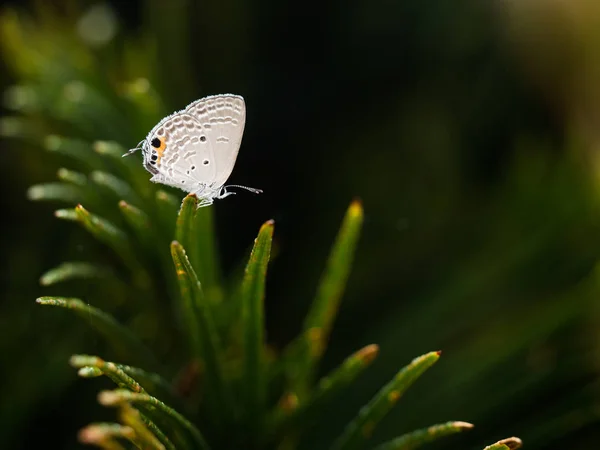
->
196, 197, 214, 208
192, 183, 208, 197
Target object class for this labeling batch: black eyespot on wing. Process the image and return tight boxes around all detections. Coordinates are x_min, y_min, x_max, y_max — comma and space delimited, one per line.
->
200, 136, 206, 142
151, 137, 161, 148
151, 154, 157, 161
191, 165, 196, 171
203, 159, 209, 165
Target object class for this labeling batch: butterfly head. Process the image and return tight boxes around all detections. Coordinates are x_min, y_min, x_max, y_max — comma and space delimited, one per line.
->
141, 133, 167, 175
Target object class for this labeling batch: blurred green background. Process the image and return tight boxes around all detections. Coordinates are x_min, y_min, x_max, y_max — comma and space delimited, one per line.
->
2, 0, 600, 449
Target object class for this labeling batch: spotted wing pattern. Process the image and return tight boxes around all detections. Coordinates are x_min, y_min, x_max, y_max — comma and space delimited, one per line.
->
143, 112, 216, 193
184, 94, 246, 188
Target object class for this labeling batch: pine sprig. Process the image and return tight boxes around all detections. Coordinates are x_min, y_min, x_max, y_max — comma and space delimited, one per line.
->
2, 7, 522, 449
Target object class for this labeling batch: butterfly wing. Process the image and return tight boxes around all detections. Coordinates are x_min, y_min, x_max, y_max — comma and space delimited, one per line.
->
185, 94, 246, 188
144, 112, 217, 193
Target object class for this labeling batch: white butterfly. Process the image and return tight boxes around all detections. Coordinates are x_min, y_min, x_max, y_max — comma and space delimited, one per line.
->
124, 94, 262, 207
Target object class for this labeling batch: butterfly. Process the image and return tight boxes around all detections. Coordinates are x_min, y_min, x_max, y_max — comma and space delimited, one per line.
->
124, 94, 262, 207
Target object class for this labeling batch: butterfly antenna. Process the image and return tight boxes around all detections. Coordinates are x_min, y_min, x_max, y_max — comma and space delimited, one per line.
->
122, 140, 144, 158
226, 184, 263, 194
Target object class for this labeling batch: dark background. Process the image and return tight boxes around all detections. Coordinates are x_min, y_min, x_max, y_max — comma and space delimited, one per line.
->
2, 0, 600, 449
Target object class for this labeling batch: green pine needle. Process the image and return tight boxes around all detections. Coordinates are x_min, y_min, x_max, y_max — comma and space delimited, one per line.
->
192, 202, 222, 303
155, 189, 180, 235
94, 140, 127, 160
170, 239, 202, 355
27, 182, 84, 203
117, 363, 180, 408
170, 240, 232, 419
483, 437, 523, 450
371, 421, 474, 450
241, 219, 274, 440
331, 351, 442, 450
78, 423, 134, 450
99, 389, 211, 450
91, 171, 140, 205
274, 344, 379, 434
119, 200, 153, 241
36, 297, 158, 370
291, 200, 364, 397
39, 261, 110, 286
175, 194, 200, 273
174, 194, 223, 303
44, 135, 103, 168
74, 204, 145, 278
57, 167, 87, 186
54, 208, 79, 221
70, 354, 145, 393
119, 403, 174, 450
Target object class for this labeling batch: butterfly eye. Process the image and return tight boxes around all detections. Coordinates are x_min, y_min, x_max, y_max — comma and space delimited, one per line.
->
151, 137, 161, 148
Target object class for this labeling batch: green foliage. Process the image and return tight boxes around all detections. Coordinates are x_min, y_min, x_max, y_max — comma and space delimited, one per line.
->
36, 184, 511, 449
482, 438, 523, 450
330, 351, 441, 450
371, 422, 474, 450
37, 187, 480, 449
29, 162, 522, 449
0, 4, 524, 450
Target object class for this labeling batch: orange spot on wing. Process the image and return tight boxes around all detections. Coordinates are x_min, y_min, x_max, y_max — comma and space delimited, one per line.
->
156, 136, 167, 164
